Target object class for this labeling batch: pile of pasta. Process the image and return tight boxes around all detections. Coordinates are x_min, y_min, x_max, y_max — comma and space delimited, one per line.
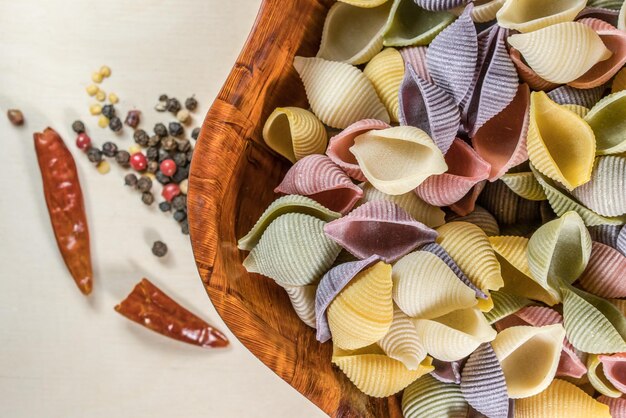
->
239, 0, 626, 417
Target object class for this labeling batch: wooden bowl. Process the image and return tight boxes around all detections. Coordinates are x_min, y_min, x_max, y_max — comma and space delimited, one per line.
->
187, 1, 402, 416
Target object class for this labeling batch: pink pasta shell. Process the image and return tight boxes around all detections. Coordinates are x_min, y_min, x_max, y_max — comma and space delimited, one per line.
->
577, 17, 617, 31
576, 7, 619, 27
598, 353, 626, 394
598, 396, 626, 418
399, 46, 433, 83
449, 180, 487, 217
509, 48, 560, 91
577, 242, 626, 298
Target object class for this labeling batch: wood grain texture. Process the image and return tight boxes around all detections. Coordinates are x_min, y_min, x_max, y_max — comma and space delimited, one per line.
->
188, 0, 403, 416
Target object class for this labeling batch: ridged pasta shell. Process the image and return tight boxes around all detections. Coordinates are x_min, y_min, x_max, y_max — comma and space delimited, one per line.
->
338, 0, 389, 6
478, 179, 542, 226
515, 379, 611, 418
431, 358, 466, 384
282, 284, 317, 328
315, 256, 382, 342
327, 261, 393, 349
448, 180, 486, 217
350, 125, 448, 195
399, 46, 432, 82
599, 353, 626, 394
473, 84, 531, 181
570, 27, 626, 89
415, 307, 497, 361
561, 103, 590, 117
621, 0, 626, 29
472, 0, 506, 22
238, 195, 341, 251
507, 22, 612, 84
587, 354, 623, 397
598, 395, 626, 418
274, 154, 363, 215
527, 92, 596, 191
436, 221, 504, 297
324, 200, 438, 262
393, 250, 477, 319
359, 182, 446, 227
317, 1, 392, 65
496, 0, 586, 33
587, 0, 624, 10
378, 306, 428, 369
612, 67, 626, 92
415, 139, 491, 207
491, 324, 565, 398
578, 242, 626, 298
402, 374, 469, 418
490, 235, 560, 305
509, 47, 559, 91
501, 172, 547, 201
262, 107, 327, 164
414, 0, 468, 11
399, 67, 460, 154
576, 6, 620, 25
578, 16, 620, 31
483, 291, 532, 324
383, 0, 455, 47
363, 48, 404, 121
447, 205, 500, 237
547, 84, 605, 108
588, 224, 622, 248
332, 344, 434, 397
618, 226, 626, 255
326, 119, 390, 181
242, 213, 341, 286
585, 90, 626, 155
293, 56, 390, 129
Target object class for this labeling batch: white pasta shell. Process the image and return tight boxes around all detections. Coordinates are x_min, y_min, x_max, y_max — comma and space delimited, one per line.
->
338, 0, 389, 7
491, 324, 565, 398
497, 0, 586, 33
393, 251, 477, 319
507, 22, 612, 84
446, 205, 500, 237
620, 0, 626, 30
350, 125, 448, 195
282, 284, 317, 328
471, 0, 505, 22
584, 90, 626, 155
572, 156, 626, 217
378, 306, 428, 370
293, 56, 389, 129
262, 107, 327, 163
363, 48, 404, 121
317, 1, 392, 65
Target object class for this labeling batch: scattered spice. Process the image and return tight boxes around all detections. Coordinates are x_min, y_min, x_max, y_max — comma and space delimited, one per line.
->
159, 201, 171, 212
124, 173, 138, 187
109, 116, 122, 132
179, 179, 188, 195
171, 166, 188, 184
186, 148, 193, 162
161, 136, 177, 151
173, 152, 187, 167
146, 146, 159, 161
185, 96, 198, 111
158, 148, 170, 162
155, 171, 171, 185
181, 220, 189, 235
72, 120, 86, 134
125, 110, 141, 128
141, 191, 155, 205
98, 115, 109, 128
115, 150, 130, 167
176, 138, 190, 152
130, 152, 147, 171
154, 123, 167, 137
87, 147, 103, 163
159, 94, 168, 102
99, 65, 111, 78
137, 176, 152, 193
166, 97, 181, 113
176, 109, 190, 124
151, 241, 168, 257
75, 133, 91, 150
102, 104, 115, 119
147, 160, 159, 174
154, 101, 167, 112
102, 141, 118, 157
133, 129, 149, 147
160, 159, 177, 177
95, 90, 106, 102
7, 109, 24, 126
191, 127, 200, 140
92, 71, 103, 83
86, 85, 99, 96
162, 183, 180, 202
173, 210, 186, 222
89, 104, 102, 115
147, 135, 160, 147
97, 160, 111, 175
108, 93, 119, 104
128, 144, 142, 155
172, 195, 186, 211
168, 121, 183, 137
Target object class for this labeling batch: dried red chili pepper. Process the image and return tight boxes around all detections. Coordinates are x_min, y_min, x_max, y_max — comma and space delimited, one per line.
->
115, 278, 229, 348
34, 127, 93, 295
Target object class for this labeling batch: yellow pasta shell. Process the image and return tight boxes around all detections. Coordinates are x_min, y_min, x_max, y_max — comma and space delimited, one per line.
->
282, 284, 317, 329
562, 104, 590, 118
378, 306, 428, 370
363, 48, 404, 122
471, 0, 506, 22
262, 107, 327, 163
500, 172, 547, 201
339, 0, 389, 7
327, 261, 393, 350
526, 91, 596, 190
496, 0, 586, 33
586, 354, 622, 398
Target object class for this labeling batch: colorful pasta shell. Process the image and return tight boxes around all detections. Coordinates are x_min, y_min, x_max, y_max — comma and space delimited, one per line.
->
242, 213, 341, 286
587, 0, 623, 9
378, 305, 428, 369
431, 358, 465, 384
327, 261, 393, 349
399, 46, 432, 82
447, 205, 500, 237
483, 291, 532, 324
324, 200, 438, 262
447, 180, 486, 217
338, 0, 390, 6
392, 250, 477, 319
496, 0, 586, 33
570, 26, 626, 89
402, 374, 469, 418
588, 224, 622, 248
283, 284, 317, 328
350, 125, 448, 195
587, 354, 623, 397
613, 67, 626, 92
577, 242, 626, 298
599, 353, 626, 394
471, 0, 506, 22
598, 395, 626, 418
317, 1, 391, 65
561, 104, 591, 118
478, 179, 542, 226
575, 6, 620, 26
382, 0, 455, 47
363, 48, 404, 122
274, 154, 363, 215
547, 84, 605, 108
621, 0, 626, 29
500, 172, 547, 201
618, 226, 626, 255
491, 324, 565, 398
584, 90, 626, 155
509, 46, 560, 91
507, 22, 612, 84
293, 56, 389, 129
414, 0, 468, 11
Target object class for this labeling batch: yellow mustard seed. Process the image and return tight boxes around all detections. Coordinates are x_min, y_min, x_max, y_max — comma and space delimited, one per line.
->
128, 144, 142, 154
179, 179, 188, 195
98, 115, 110, 128
144, 172, 156, 181
86, 84, 99, 96
96, 160, 111, 175
108, 92, 119, 104
99, 65, 111, 78
92, 71, 103, 83
95, 90, 106, 102
89, 104, 102, 115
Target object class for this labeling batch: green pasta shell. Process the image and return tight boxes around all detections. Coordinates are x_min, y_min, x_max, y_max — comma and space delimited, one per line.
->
585, 90, 626, 155
402, 374, 469, 418
500, 172, 547, 201
483, 291, 532, 324
383, 0, 455, 47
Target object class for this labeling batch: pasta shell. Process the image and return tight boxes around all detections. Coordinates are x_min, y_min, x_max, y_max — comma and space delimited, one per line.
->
578, 242, 626, 298
262, 107, 327, 164
598, 396, 626, 418
317, 1, 392, 65
496, 0, 586, 33
472, 0, 506, 22
402, 374, 469, 418
570, 27, 626, 89
398, 67, 460, 154
238, 195, 341, 251
282, 284, 317, 328
315, 256, 382, 342
393, 250, 477, 319
327, 261, 393, 349
382, 0, 455, 47
415, 139, 491, 207
332, 344, 434, 397
338, 0, 389, 6
576, 6, 620, 26
588, 224, 622, 248
363, 48, 404, 121
431, 358, 466, 384
436, 221, 504, 298
448, 180, 487, 217
501, 172, 547, 201
293, 56, 390, 129
483, 291, 532, 324
350, 125, 448, 195
243, 213, 341, 286
618, 226, 626, 255
359, 182, 446, 227
587, 354, 623, 397
415, 308, 497, 361
585, 90, 626, 155
509, 47, 560, 90
489, 235, 560, 305
473, 84, 531, 181
326, 119, 390, 181
378, 306, 428, 369
599, 353, 626, 394
526, 91, 596, 191
491, 324, 565, 398
399, 46, 432, 82
547, 84, 605, 108
507, 22, 612, 84
478, 179, 542, 226
587, 0, 624, 10
324, 200, 438, 262
515, 379, 611, 418
447, 205, 500, 237
414, 0, 468, 11
274, 154, 363, 215
461, 343, 510, 418
612, 67, 626, 92
621, 0, 626, 29
561, 104, 590, 117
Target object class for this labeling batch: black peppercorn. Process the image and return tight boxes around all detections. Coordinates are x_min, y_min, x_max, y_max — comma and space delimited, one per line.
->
173, 210, 187, 222
87, 147, 103, 163
168, 121, 183, 137
72, 120, 85, 134
159, 201, 171, 212
171, 166, 189, 183
181, 220, 189, 235
186, 148, 193, 162
185, 96, 198, 111
158, 94, 168, 102
148, 135, 161, 147
161, 136, 177, 151
109, 116, 122, 132
124, 110, 141, 128
173, 152, 187, 167
154, 123, 167, 137
116, 150, 131, 167
134, 129, 149, 147
147, 160, 159, 173
172, 195, 186, 211
155, 171, 171, 185
124, 173, 138, 187
151, 240, 168, 257
158, 149, 170, 163
102, 104, 116, 119
137, 176, 152, 192
176, 138, 191, 152
191, 127, 200, 140
102, 141, 118, 157
166, 97, 181, 113
146, 146, 159, 161
141, 191, 154, 205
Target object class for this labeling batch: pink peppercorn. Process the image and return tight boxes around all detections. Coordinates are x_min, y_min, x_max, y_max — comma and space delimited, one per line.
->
130, 152, 148, 171
160, 159, 177, 177
75, 133, 91, 150
161, 183, 181, 202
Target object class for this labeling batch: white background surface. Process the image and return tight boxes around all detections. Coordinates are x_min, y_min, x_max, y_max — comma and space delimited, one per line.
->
0, 1, 326, 417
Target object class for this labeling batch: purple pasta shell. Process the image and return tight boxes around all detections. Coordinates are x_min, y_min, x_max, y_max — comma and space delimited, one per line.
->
414, 0, 469, 11
399, 46, 433, 83
431, 357, 467, 384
